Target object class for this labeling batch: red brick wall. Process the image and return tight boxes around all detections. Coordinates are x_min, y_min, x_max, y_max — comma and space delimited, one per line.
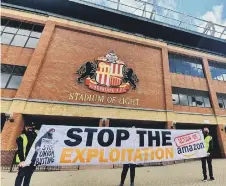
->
29, 27, 166, 110
173, 105, 214, 114
212, 81, 226, 94
0, 150, 16, 166
1, 113, 25, 150
1, 89, 17, 98
212, 80, 226, 116
171, 73, 208, 91
1, 45, 34, 66
1, 45, 34, 98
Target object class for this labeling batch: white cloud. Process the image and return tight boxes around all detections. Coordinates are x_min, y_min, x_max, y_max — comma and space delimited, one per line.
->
85, 0, 178, 16
201, 5, 225, 24
81, 0, 181, 26
199, 5, 226, 39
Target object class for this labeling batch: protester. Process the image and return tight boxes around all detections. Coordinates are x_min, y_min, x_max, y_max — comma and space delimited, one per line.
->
201, 127, 215, 182
15, 123, 37, 186
119, 126, 136, 186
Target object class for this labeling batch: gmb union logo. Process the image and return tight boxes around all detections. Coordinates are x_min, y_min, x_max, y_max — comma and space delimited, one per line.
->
76, 50, 139, 93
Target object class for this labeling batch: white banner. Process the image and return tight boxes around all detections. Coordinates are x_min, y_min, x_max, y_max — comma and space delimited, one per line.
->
25, 125, 207, 166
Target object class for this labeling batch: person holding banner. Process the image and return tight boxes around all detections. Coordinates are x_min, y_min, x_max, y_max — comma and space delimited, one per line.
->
201, 128, 215, 182
119, 126, 136, 186
119, 164, 136, 186
15, 123, 37, 186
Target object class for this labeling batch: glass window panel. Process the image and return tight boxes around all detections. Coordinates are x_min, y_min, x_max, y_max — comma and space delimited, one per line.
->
198, 69, 204, 78
179, 94, 188, 106
169, 60, 176, 73
218, 68, 224, 76
1, 73, 10, 88
30, 25, 43, 38
11, 35, 28, 47
7, 75, 23, 89
223, 74, 226, 82
190, 63, 197, 69
196, 63, 203, 69
12, 66, 26, 75
203, 97, 211, 108
217, 74, 224, 81
17, 22, 33, 36
223, 99, 226, 109
191, 67, 199, 77
4, 20, 21, 34
1, 18, 8, 26
1, 33, 14, 45
183, 62, 191, 75
172, 94, 179, 105
172, 87, 178, 94
210, 67, 215, 79
222, 68, 226, 74
25, 37, 39, 48
1, 25, 5, 32
212, 69, 218, 80
218, 99, 224, 109
189, 96, 197, 106
188, 96, 193, 106
215, 68, 224, 81
1, 64, 14, 73
176, 61, 185, 74
195, 96, 204, 107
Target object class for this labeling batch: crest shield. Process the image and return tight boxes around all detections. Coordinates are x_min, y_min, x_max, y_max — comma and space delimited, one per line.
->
95, 61, 124, 87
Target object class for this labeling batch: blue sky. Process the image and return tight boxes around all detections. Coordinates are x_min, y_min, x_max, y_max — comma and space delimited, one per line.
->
89, 0, 226, 25
177, 0, 226, 18
86, 0, 226, 35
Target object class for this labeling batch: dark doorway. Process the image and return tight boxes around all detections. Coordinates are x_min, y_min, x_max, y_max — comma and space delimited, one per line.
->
23, 115, 100, 130
109, 119, 166, 129
176, 123, 221, 158
1, 113, 6, 132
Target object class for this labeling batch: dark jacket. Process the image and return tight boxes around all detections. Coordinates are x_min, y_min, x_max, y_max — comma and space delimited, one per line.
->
16, 131, 37, 161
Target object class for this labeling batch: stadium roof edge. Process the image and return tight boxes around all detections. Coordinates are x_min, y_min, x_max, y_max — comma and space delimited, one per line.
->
1, 0, 226, 57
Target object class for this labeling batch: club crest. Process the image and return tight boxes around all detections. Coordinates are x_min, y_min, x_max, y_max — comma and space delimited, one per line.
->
76, 51, 139, 93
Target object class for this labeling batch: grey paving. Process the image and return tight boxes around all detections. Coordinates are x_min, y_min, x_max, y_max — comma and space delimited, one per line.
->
1, 159, 226, 186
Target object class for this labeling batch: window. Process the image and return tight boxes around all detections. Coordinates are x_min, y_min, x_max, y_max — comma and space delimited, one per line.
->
172, 93, 179, 105
179, 94, 189, 106
1, 18, 44, 48
209, 61, 226, 82
217, 93, 226, 109
1, 64, 26, 89
169, 53, 204, 78
172, 87, 211, 108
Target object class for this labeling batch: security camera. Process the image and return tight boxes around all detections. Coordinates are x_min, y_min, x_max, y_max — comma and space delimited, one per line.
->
5, 113, 14, 122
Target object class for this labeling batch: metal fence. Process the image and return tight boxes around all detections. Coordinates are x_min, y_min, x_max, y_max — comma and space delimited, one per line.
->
70, 0, 226, 41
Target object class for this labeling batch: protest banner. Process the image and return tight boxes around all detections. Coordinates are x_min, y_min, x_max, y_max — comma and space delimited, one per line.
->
25, 125, 207, 166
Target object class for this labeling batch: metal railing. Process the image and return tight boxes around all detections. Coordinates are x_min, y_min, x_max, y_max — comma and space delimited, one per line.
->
70, 0, 226, 41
